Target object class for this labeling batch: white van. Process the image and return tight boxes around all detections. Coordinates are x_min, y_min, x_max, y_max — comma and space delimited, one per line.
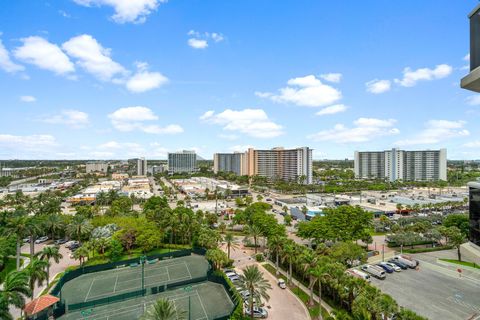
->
347, 269, 371, 282
399, 254, 419, 266
393, 255, 416, 269
361, 265, 386, 280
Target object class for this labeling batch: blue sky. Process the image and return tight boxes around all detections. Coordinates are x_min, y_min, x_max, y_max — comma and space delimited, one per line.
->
0, 0, 479, 160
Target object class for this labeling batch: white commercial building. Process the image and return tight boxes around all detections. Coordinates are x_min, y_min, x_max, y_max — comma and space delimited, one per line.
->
137, 158, 147, 176
213, 152, 247, 175
354, 148, 447, 182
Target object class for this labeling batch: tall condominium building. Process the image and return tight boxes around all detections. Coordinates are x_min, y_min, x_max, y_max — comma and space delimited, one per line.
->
168, 151, 197, 174
354, 148, 447, 181
86, 161, 108, 174
213, 153, 247, 175
246, 147, 313, 184
136, 158, 147, 176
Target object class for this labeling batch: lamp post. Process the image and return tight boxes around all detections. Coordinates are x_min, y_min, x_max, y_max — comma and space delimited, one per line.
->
140, 255, 146, 295
184, 285, 193, 320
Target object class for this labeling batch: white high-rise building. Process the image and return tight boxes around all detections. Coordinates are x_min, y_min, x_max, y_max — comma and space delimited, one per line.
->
168, 151, 197, 174
213, 153, 247, 175
354, 148, 447, 181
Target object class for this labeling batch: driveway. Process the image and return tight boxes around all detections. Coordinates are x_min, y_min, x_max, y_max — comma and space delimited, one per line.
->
222, 239, 310, 320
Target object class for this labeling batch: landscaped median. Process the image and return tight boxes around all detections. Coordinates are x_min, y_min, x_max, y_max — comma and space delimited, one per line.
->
438, 258, 480, 270
261, 262, 330, 320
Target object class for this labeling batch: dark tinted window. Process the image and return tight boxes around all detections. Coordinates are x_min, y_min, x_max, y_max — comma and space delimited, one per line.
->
469, 187, 480, 246
471, 9, 480, 70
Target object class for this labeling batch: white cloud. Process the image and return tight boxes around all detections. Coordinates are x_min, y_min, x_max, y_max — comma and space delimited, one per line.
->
108, 106, 183, 134
41, 109, 90, 128
62, 34, 127, 81
395, 120, 469, 146
366, 79, 391, 94
200, 108, 284, 138
0, 134, 57, 149
0, 39, 24, 73
464, 54, 470, 62
73, 0, 164, 24
308, 118, 399, 143
14, 36, 75, 75
20, 95, 36, 103
463, 141, 480, 148
466, 95, 480, 106
394, 64, 453, 87
186, 30, 224, 49
315, 104, 347, 116
257, 75, 341, 107
126, 62, 168, 92
188, 38, 208, 49
320, 73, 342, 83
218, 133, 238, 140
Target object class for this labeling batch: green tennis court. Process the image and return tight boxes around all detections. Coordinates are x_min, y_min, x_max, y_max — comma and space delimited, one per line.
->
58, 282, 235, 320
61, 255, 209, 305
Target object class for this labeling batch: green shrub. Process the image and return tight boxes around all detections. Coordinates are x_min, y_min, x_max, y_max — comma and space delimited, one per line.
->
402, 245, 453, 254
255, 254, 264, 262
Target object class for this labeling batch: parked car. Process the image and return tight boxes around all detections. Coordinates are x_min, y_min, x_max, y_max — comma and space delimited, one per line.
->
388, 259, 408, 270
244, 306, 268, 318
376, 263, 394, 273
223, 269, 236, 275
361, 265, 386, 280
381, 262, 401, 272
398, 254, 419, 267
392, 255, 416, 269
226, 272, 240, 282
23, 238, 30, 243
347, 269, 371, 282
278, 278, 286, 289
35, 236, 49, 244
54, 238, 68, 245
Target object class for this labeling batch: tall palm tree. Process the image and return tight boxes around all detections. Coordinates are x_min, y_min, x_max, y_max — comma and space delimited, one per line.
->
67, 215, 93, 241
267, 235, 285, 276
140, 298, 186, 320
246, 225, 262, 254
35, 246, 63, 286
44, 214, 64, 240
26, 217, 42, 258
300, 250, 318, 306
73, 246, 89, 266
96, 238, 110, 256
0, 271, 31, 320
310, 258, 338, 320
281, 240, 296, 285
25, 258, 48, 300
224, 233, 239, 259
5, 215, 31, 270
237, 265, 272, 320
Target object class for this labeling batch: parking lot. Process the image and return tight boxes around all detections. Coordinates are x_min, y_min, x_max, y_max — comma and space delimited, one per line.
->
370, 255, 480, 320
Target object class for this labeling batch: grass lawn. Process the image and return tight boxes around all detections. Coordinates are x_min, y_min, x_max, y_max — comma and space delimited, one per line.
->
262, 263, 329, 319
0, 257, 21, 281
439, 258, 480, 269
82, 247, 184, 267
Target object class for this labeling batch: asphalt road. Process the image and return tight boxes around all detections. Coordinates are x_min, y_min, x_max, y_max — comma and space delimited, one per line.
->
370, 254, 480, 320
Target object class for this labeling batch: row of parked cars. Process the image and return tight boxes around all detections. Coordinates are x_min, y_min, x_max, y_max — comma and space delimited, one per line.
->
224, 269, 269, 319
348, 255, 420, 281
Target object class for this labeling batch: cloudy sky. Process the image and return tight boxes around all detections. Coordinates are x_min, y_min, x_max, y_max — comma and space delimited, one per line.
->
0, 0, 478, 160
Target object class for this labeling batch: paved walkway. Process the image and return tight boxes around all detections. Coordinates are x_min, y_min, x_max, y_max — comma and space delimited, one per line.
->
223, 240, 310, 320
265, 260, 334, 316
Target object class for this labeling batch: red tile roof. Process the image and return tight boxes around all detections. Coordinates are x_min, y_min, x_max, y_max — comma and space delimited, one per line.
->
23, 294, 60, 316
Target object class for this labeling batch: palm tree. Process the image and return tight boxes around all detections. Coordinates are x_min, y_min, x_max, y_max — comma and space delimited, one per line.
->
44, 214, 64, 240
25, 258, 48, 300
25, 217, 43, 258
246, 225, 262, 254
224, 233, 239, 259
281, 240, 296, 285
310, 258, 336, 320
267, 235, 285, 276
237, 265, 272, 320
35, 246, 63, 286
96, 238, 110, 256
67, 215, 93, 241
140, 298, 186, 320
73, 246, 89, 266
5, 215, 31, 270
300, 250, 318, 305
0, 271, 32, 320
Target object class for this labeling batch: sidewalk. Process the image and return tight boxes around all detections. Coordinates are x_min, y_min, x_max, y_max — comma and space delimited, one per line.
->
265, 260, 334, 316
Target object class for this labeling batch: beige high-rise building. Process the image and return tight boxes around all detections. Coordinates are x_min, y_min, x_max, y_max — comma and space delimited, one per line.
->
213, 147, 313, 184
